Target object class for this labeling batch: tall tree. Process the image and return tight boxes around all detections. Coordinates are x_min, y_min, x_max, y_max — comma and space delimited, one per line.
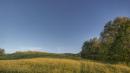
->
108, 17, 130, 63
81, 16, 130, 63
81, 37, 101, 60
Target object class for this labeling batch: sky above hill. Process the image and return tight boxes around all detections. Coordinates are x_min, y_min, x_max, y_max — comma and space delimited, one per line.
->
0, 0, 130, 53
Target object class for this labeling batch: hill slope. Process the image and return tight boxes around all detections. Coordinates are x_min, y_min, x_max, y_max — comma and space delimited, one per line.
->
0, 58, 129, 73
0, 51, 80, 60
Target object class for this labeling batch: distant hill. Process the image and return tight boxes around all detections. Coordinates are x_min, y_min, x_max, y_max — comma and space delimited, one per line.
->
0, 51, 80, 60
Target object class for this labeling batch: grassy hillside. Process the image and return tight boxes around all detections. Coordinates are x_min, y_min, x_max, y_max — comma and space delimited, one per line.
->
0, 51, 80, 60
0, 58, 129, 73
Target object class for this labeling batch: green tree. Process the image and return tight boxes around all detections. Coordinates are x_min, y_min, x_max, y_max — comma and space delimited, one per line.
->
81, 37, 101, 60
99, 17, 130, 62
107, 17, 130, 64
81, 16, 130, 63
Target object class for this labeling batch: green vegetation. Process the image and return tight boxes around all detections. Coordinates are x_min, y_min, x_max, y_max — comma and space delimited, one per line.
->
81, 17, 130, 64
0, 58, 130, 73
0, 51, 80, 60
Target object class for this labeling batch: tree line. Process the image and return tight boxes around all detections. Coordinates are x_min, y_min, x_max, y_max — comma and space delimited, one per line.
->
81, 17, 130, 64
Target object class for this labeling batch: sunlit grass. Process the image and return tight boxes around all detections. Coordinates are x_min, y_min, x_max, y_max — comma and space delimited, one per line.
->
0, 58, 129, 73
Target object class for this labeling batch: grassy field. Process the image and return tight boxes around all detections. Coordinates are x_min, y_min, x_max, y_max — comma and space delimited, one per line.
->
0, 58, 130, 73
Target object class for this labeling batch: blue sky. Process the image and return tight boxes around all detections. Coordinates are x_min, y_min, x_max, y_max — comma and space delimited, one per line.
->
0, 0, 130, 53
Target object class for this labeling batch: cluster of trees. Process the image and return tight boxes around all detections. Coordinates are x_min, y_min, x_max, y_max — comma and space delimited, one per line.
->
81, 17, 130, 63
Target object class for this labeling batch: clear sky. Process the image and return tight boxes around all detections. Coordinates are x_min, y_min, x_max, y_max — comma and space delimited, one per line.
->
0, 0, 130, 53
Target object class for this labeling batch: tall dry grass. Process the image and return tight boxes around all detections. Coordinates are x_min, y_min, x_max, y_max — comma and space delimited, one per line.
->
0, 58, 129, 73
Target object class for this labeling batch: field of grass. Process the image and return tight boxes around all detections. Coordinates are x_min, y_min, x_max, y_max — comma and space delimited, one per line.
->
0, 58, 130, 73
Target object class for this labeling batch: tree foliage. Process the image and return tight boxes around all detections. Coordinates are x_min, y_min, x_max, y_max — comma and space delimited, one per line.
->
81, 16, 130, 63
107, 17, 130, 63
81, 37, 101, 60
